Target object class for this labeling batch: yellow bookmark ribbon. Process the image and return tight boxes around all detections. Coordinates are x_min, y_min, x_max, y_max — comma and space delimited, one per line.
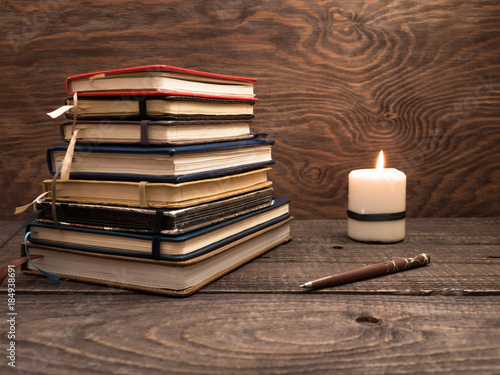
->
60, 128, 80, 181
14, 191, 51, 215
71, 92, 78, 135
89, 73, 106, 84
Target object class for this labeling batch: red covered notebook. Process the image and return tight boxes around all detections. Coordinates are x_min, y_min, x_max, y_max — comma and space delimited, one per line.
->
66, 65, 257, 100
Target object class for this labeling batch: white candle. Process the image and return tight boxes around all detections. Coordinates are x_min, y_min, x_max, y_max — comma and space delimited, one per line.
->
347, 151, 406, 243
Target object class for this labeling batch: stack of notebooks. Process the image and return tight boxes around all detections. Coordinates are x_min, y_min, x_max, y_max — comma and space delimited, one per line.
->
23, 65, 292, 296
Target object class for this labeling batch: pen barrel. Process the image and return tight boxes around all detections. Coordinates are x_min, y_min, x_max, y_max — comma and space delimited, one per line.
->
310, 253, 430, 289
385, 253, 430, 273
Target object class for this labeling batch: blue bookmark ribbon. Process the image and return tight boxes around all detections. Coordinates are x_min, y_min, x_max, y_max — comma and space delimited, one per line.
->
24, 231, 60, 283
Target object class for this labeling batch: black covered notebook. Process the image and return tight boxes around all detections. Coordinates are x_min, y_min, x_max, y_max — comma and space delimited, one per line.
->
35, 188, 273, 235
64, 95, 256, 121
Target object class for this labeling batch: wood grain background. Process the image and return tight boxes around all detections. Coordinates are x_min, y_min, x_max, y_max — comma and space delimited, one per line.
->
1, 0, 499, 221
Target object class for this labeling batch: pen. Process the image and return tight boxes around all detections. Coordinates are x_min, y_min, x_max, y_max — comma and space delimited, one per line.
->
299, 253, 430, 289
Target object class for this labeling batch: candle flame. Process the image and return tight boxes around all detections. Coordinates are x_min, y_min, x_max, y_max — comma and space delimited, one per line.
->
376, 150, 384, 169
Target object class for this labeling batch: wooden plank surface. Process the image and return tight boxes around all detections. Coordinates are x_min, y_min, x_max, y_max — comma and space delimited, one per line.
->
1, 218, 498, 295
1, 0, 499, 220
6, 294, 500, 375
0, 219, 499, 373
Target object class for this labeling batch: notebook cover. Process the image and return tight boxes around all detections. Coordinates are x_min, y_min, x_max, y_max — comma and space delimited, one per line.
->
41, 167, 273, 208
47, 138, 275, 182
27, 198, 291, 261
59, 119, 254, 145
21, 218, 292, 297
35, 187, 274, 234
49, 137, 274, 156
66, 65, 257, 95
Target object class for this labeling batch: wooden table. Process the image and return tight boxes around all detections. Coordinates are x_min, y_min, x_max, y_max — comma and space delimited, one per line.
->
1, 218, 499, 374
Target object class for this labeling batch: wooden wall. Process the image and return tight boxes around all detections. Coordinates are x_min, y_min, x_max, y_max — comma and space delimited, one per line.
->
1, 0, 499, 221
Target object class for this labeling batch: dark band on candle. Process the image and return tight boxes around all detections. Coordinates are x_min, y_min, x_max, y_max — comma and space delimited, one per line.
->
347, 210, 406, 222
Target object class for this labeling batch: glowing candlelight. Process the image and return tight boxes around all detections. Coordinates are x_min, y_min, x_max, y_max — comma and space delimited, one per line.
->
376, 150, 384, 169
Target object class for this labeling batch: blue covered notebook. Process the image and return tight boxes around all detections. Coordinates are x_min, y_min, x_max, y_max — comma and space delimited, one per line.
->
22, 216, 292, 296
47, 137, 274, 182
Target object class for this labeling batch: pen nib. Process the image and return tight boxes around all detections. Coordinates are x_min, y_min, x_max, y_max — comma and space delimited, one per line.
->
299, 282, 312, 289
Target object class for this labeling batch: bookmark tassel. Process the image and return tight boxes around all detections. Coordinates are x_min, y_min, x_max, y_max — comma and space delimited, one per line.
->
49, 126, 80, 230
46, 92, 78, 121
0, 191, 51, 249
0, 208, 45, 249
71, 92, 78, 135
24, 231, 60, 283
60, 128, 80, 181
14, 191, 50, 215
51, 161, 64, 230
